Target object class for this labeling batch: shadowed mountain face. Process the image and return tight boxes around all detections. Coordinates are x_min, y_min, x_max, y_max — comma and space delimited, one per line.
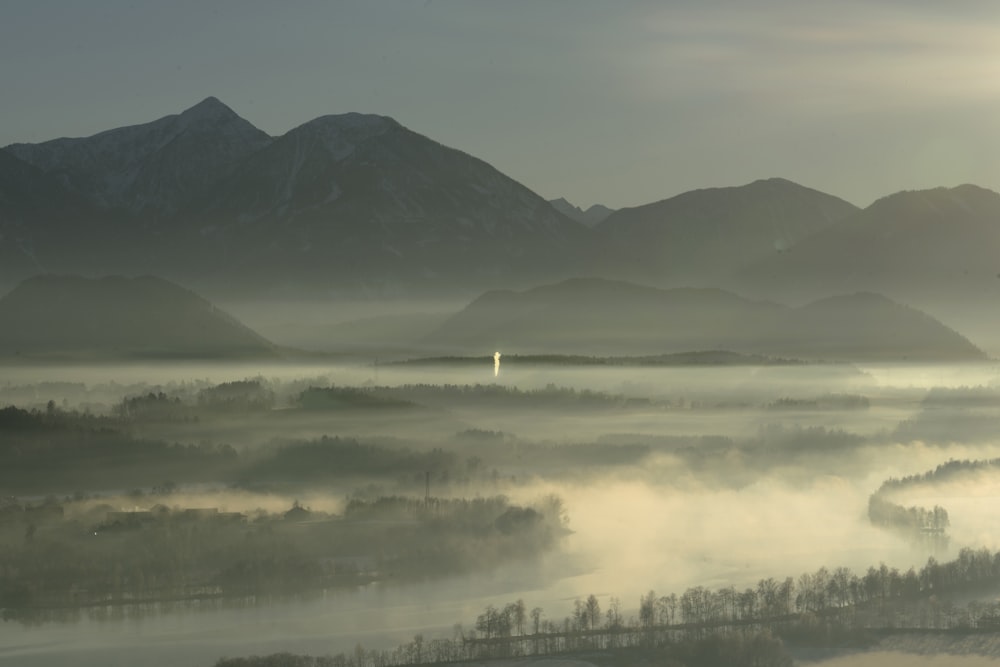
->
0, 275, 278, 360
0, 149, 74, 282
0, 148, 132, 287
594, 178, 860, 286
426, 278, 984, 362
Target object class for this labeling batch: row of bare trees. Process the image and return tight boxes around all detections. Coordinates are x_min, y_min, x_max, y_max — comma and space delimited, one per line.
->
461, 547, 1000, 656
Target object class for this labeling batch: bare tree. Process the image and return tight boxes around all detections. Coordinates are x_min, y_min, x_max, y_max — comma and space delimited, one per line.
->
639, 590, 656, 628
585, 594, 601, 631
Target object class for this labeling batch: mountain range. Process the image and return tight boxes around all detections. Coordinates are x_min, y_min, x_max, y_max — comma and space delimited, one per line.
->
2, 97, 589, 297
4, 96, 1000, 352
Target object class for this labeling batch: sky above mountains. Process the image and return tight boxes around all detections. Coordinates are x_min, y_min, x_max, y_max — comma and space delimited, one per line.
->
3, 1, 998, 210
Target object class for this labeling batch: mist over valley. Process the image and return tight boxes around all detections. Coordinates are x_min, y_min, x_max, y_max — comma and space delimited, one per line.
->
5, 76, 1000, 667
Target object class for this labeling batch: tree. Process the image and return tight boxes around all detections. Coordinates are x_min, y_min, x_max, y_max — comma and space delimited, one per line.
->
530, 607, 543, 653
639, 590, 656, 628
585, 594, 601, 630
411, 634, 423, 664
530, 606, 542, 634
606, 597, 623, 630
512, 598, 526, 635
657, 593, 677, 625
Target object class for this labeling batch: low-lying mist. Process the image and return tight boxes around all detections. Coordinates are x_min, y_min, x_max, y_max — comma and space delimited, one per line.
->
5, 359, 1000, 666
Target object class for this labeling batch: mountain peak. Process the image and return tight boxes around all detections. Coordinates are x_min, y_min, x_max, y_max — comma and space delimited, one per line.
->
178, 96, 239, 123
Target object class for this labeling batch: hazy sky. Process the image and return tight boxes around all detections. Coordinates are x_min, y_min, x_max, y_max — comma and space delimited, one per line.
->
2, 0, 999, 209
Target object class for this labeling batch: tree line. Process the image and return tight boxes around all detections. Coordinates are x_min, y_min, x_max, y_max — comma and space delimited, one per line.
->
0, 493, 566, 616
212, 544, 1000, 667
866, 458, 1000, 539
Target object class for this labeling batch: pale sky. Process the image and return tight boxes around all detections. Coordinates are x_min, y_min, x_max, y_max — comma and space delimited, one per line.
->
2, 0, 999, 209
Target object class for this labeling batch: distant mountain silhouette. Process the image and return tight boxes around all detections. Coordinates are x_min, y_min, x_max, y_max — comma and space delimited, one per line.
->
426, 278, 984, 362
548, 198, 615, 227
0, 275, 278, 360
594, 178, 859, 285
733, 184, 1000, 353
737, 184, 1000, 301
5, 96, 997, 330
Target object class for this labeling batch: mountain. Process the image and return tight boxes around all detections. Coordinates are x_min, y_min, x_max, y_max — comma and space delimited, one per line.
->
786, 292, 985, 361
3, 98, 588, 296
9, 97, 994, 319
6, 97, 272, 216
0, 148, 72, 281
425, 278, 984, 362
0, 148, 127, 288
173, 112, 590, 293
594, 178, 859, 286
737, 184, 1000, 300
548, 198, 615, 227
733, 184, 1000, 353
0, 275, 279, 360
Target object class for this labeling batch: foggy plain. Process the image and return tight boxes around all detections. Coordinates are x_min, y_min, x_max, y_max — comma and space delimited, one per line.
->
5, 351, 1000, 666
